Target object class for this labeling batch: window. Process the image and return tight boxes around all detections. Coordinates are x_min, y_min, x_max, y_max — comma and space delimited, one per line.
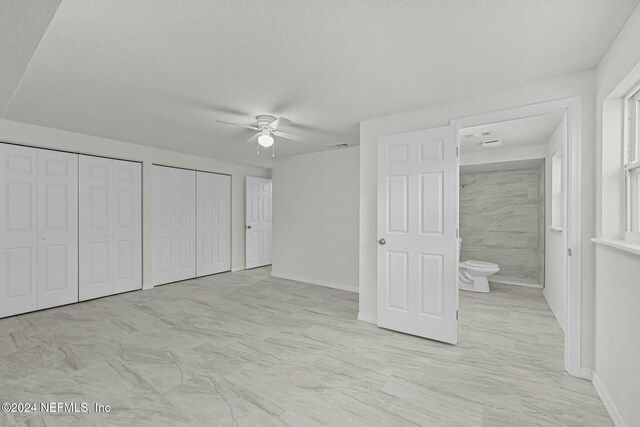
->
551, 150, 563, 230
625, 87, 640, 232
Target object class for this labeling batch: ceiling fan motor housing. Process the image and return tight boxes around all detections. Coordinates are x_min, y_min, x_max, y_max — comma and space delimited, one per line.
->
256, 115, 277, 129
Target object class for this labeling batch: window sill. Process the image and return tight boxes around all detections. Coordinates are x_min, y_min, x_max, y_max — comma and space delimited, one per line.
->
591, 238, 640, 257
549, 226, 563, 232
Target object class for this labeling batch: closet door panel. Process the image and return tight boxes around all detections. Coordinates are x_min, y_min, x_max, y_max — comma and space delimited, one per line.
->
0, 144, 38, 317
196, 171, 215, 276
173, 168, 196, 281
213, 174, 231, 273
152, 165, 175, 285
79, 156, 113, 301
37, 150, 78, 309
112, 160, 142, 294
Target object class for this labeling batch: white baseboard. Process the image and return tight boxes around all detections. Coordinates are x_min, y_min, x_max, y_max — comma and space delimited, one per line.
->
580, 367, 592, 380
357, 312, 377, 324
592, 371, 628, 427
270, 272, 359, 293
142, 283, 154, 290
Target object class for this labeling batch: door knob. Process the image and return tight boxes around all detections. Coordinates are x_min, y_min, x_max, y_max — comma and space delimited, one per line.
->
247, 225, 252, 229
378, 239, 386, 245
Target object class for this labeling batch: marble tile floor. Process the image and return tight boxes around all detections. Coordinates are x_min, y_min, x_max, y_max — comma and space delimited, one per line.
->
0, 268, 610, 426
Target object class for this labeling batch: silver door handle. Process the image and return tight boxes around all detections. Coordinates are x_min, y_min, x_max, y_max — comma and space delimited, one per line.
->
247, 225, 252, 229
378, 239, 386, 245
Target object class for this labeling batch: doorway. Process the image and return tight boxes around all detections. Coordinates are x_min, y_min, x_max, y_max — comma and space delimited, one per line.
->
451, 97, 582, 377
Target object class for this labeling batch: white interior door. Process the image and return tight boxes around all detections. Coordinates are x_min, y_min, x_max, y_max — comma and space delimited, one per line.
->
80, 156, 141, 300
196, 171, 215, 276
212, 173, 231, 273
173, 168, 196, 281
246, 177, 272, 269
37, 149, 78, 309
152, 165, 196, 285
196, 172, 231, 276
112, 160, 142, 294
79, 156, 114, 300
377, 125, 459, 344
152, 165, 175, 285
0, 144, 38, 317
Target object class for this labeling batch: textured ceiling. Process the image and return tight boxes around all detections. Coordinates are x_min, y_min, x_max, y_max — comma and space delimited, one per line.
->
0, 0, 62, 114
461, 111, 565, 154
2, 0, 638, 168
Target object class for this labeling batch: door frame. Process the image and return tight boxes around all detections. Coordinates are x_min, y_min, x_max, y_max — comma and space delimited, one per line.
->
450, 96, 583, 378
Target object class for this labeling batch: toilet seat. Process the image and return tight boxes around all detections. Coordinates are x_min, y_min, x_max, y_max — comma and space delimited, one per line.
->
464, 260, 498, 269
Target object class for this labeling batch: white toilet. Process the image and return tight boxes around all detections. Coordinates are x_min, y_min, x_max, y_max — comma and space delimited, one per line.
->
458, 239, 499, 292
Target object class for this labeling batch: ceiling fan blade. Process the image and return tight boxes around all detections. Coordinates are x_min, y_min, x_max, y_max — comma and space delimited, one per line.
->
274, 130, 305, 142
246, 132, 260, 144
216, 120, 260, 131
269, 117, 292, 131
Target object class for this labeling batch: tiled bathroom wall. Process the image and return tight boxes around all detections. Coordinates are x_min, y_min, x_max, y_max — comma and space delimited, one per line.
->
460, 167, 544, 284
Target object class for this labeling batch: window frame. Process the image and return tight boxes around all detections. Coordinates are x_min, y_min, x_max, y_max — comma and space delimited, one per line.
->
624, 86, 640, 234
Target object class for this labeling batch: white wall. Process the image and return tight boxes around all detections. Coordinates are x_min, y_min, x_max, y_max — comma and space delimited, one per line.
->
544, 115, 567, 333
0, 119, 271, 287
271, 147, 359, 292
593, 4, 640, 426
359, 70, 596, 370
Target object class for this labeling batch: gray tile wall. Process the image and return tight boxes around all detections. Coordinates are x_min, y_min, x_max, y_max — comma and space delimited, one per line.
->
460, 167, 544, 283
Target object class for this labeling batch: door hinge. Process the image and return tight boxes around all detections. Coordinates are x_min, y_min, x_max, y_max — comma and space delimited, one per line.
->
456, 310, 459, 320
568, 248, 572, 256
456, 228, 459, 238
456, 147, 459, 157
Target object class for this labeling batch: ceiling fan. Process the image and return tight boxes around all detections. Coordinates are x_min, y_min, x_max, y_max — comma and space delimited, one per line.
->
216, 115, 305, 156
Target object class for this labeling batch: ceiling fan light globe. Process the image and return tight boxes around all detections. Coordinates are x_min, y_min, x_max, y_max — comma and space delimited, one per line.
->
258, 134, 274, 147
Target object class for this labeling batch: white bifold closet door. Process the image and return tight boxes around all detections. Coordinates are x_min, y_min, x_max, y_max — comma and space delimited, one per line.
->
152, 165, 196, 285
0, 144, 78, 318
196, 172, 231, 276
79, 155, 142, 301
37, 149, 79, 309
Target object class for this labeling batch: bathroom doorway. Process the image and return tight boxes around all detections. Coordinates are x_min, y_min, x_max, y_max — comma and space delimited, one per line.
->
451, 97, 583, 378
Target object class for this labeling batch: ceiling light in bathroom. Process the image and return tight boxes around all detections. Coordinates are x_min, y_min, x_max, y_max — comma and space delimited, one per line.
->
480, 139, 503, 147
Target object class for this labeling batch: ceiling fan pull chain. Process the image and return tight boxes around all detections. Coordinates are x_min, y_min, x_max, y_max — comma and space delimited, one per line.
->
272, 142, 275, 157
257, 143, 260, 155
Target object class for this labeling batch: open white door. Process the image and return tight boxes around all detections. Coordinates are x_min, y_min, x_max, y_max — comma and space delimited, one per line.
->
246, 177, 272, 269
377, 125, 459, 344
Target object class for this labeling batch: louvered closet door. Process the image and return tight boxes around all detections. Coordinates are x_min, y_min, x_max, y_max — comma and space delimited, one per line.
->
173, 168, 196, 281
79, 156, 114, 300
112, 160, 141, 294
0, 144, 38, 317
37, 150, 78, 309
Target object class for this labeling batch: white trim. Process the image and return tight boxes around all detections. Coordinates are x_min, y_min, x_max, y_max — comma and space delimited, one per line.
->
142, 283, 154, 290
592, 237, 640, 257
357, 312, 377, 324
451, 96, 583, 378
231, 267, 244, 272
592, 372, 628, 427
270, 272, 359, 293
580, 367, 592, 380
